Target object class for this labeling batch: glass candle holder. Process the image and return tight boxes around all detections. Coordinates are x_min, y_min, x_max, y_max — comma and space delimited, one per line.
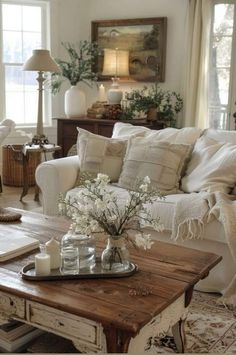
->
60, 245, 79, 275
61, 232, 96, 273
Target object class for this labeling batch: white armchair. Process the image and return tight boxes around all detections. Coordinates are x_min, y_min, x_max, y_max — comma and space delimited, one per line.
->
0, 119, 15, 143
0, 119, 15, 192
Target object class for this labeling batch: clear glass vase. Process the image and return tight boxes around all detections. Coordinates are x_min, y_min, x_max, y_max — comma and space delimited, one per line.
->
101, 236, 130, 272
60, 232, 96, 274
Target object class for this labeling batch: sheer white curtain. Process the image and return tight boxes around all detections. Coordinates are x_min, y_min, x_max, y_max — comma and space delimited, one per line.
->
182, 0, 212, 128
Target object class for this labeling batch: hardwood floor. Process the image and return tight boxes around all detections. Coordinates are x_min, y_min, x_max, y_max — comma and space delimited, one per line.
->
0, 185, 42, 213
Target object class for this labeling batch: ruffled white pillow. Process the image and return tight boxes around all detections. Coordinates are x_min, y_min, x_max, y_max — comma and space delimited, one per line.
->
181, 136, 236, 193
112, 122, 150, 138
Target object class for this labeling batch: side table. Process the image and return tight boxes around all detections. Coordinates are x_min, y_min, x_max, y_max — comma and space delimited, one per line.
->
20, 144, 61, 202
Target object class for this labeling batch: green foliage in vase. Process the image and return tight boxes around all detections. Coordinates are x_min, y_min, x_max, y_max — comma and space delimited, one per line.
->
125, 83, 183, 126
51, 41, 99, 95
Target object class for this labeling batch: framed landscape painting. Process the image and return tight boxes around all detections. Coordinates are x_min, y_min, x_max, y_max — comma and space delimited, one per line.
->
91, 17, 167, 82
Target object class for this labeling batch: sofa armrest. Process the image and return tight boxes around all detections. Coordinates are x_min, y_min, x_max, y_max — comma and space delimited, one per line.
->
36, 155, 80, 216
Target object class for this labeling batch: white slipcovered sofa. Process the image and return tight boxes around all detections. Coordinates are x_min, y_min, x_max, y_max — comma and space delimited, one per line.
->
36, 122, 236, 296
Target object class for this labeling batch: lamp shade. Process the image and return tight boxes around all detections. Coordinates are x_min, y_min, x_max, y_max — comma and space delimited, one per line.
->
102, 48, 129, 77
23, 49, 60, 73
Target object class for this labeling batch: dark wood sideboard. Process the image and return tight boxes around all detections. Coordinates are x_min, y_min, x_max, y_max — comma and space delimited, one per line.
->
54, 117, 162, 157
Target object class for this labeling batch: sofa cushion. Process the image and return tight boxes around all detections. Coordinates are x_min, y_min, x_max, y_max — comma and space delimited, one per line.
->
77, 128, 127, 182
181, 136, 236, 193
117, 135, 192, 194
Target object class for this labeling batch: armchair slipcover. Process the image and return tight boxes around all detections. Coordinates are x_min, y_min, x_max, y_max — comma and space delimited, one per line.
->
0, 119, 15, 192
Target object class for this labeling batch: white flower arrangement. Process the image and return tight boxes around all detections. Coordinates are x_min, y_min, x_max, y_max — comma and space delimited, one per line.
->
59, 174, 164, 251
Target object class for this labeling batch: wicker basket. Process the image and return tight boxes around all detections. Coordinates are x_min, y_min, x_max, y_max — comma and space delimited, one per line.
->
2, 145, 41, 187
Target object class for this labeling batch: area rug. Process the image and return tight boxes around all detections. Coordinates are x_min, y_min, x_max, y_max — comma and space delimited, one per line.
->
146, 290, 236, 353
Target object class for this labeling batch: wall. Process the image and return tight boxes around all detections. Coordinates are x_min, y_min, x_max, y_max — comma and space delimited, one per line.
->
52, 0, 189, 117
50, 0, 92, 118
2, 0, 188, 149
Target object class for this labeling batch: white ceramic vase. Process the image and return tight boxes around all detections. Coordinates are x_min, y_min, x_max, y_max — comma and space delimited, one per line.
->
64, 85, 86, 118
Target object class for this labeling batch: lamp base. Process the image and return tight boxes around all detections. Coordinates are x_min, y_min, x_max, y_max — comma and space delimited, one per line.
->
29, 134, 49, 147
107, 89, 123, 105
107, 77, 123, 105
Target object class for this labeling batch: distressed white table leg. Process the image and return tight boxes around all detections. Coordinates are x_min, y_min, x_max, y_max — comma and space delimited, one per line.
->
172, 318, 186, 353
72, 325, 107, 353
71, 295, 188, 354
128, 294, 189, 354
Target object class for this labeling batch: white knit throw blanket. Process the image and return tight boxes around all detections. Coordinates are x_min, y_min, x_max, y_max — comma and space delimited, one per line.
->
172, 191, 236, 306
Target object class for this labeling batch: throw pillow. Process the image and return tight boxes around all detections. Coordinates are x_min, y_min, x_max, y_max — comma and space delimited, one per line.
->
181, 136, 236, 193
145, 127, 202, 145
77, 128, 127, 182
112, 122, 150, 138
118, 136, 192, 195
112, 122, 202, 145
203, 128, 236, 145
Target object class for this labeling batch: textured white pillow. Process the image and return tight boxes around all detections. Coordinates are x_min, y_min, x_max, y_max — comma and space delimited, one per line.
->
146, 127, 202, 144
181, 136, 236, 193
203, 129, 236, 195
118, 136, 192, 195
77, 128, 127, 182
112, 122, 150, 138
112, 122, 202, 145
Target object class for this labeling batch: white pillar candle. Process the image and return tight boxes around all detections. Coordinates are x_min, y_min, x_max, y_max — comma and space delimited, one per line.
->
35, 253, 51, 275
98, 84, 106, 102
45, 237, 61, 269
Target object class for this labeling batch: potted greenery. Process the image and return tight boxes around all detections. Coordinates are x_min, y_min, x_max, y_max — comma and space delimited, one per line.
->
124, 84, 183, 127
51, 41, 99, 118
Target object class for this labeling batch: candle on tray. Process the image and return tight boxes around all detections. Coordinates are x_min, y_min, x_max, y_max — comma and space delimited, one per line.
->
35, 244, 51, 275
45, 237, 61, 269
98, 84, 106, 102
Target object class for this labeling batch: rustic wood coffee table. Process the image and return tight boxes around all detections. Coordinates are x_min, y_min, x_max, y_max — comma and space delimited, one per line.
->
0, 210, 221, 353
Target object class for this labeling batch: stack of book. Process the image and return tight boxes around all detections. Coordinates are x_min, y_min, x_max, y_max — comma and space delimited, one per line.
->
0, 320, 44, 352
87, 101, 106, 118
27, 332, 78, 353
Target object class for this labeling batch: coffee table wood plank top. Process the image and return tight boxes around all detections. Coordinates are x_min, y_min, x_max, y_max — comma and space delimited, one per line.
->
0, 209, 222, 353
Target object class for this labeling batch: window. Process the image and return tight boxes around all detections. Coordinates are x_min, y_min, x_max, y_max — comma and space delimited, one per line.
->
209, 1, 236, 129
0, 0, 50, 126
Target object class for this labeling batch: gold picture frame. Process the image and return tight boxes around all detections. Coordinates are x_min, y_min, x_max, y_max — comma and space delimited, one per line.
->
91, 17, 167, 82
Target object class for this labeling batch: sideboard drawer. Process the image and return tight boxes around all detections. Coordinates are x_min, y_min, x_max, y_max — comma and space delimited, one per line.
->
0, 291, 25, 319
26, 301, 102, 347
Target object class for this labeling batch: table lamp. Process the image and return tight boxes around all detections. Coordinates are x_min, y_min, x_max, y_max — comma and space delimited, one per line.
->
23, 49, 60, 146
102, 48, 129, 105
